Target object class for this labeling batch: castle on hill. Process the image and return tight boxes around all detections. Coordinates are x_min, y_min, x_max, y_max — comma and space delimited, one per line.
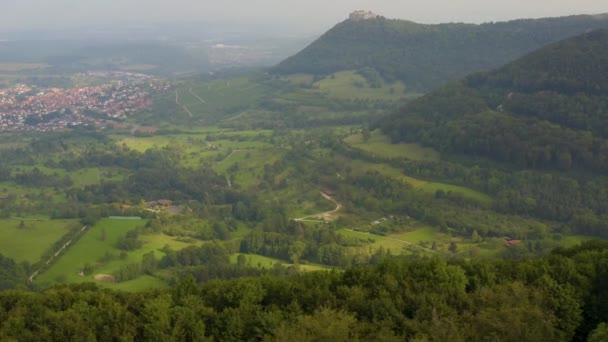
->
349, 10, 379, 21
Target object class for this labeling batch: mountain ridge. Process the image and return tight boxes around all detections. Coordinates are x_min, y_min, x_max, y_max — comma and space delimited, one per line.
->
272, 14, 608, 91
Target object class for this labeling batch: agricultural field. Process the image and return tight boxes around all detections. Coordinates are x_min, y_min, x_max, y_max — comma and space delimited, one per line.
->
0, 84, 601, 294
0, 218, 76, 264
230, 253, 331, 272
349, 159, 492, 203
341, 226, 516, 260
312, 71, 408, 101
344, 130, 440, 161
174, 78, 272, 120
35, 218, 195, 289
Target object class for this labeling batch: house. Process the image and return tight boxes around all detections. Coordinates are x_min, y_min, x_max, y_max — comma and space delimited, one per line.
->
505, 239, 523, 247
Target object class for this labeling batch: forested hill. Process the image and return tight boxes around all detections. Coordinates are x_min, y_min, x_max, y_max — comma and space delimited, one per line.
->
378, 29, 608, 172
1, 241, 608, 341
271, 14, 608, 91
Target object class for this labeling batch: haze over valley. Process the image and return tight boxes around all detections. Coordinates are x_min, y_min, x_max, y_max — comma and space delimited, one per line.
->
0, 2, 608, 341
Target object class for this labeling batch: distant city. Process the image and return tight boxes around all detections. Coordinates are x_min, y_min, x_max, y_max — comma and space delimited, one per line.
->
0, 72, 171, 132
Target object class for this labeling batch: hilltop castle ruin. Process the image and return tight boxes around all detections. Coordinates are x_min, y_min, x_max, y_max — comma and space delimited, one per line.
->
349, 10, 380, 21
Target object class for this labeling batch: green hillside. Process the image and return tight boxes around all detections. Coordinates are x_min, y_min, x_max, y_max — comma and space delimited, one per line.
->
379, 29, 608, 171
272, 14, 608, 91
377, 29, 608, 236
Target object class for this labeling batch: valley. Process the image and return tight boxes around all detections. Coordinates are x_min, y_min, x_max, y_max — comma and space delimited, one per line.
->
1, 10, 608, 341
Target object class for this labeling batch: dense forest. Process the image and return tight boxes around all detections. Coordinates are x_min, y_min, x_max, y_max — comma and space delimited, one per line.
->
379, 29, 608, 170
376, 30, 608, 232
272, 14, 608, 91
1, 241, 608, 341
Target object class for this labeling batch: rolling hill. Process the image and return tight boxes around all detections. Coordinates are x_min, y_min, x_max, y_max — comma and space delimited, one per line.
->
272, 13, 608, 91
378, 29, 608, 172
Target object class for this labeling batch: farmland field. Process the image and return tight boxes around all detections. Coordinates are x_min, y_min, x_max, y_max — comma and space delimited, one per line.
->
344, 130, 440, 161
35, 218, 196, 289
312, 71, 410, 101
230, 253, 331, 272
349, 159, 492, 203
0, 219, 76, 263
175, 78, 272, 119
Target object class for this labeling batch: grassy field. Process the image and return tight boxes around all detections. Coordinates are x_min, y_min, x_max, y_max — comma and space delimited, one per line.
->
349, 159, 493, 203
284, 74, 316, 86
116, 135, 182, 152
35, 218, 196, 289
0, 219, 76, 264
230, 253, 331, 272
176, 78, 271, 119
12, 164, 107, 188
344, 130, 440, 161
214, 148, 285, 188
341, 226, 500, 258
351, 160, 428, 187
311, 71, 410, 101
420, 182, 493, 203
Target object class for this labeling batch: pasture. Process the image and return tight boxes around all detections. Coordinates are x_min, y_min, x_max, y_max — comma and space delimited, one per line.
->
312, 71, 409, 101
35, 218, 195, 289
230, 253, 331, 272
176, 78, 271, 119
349, 159, 492, 203
0, 219, 76, 264
344, 130, 440, 161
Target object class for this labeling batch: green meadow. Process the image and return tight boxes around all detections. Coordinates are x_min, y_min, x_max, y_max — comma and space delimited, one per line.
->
349, 159, 492, 203
344, 130, 440, 161
230, 253, 331, 272
0, 219, 76, 264
35, 218, 195, 289
311, 71, 409, 101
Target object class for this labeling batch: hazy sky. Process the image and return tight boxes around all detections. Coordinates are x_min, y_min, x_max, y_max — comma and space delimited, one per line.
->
0, 0, 606, 34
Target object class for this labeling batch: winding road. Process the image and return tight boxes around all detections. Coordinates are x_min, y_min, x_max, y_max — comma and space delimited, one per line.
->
293, 193, 442, 255
295, 192, 343, 222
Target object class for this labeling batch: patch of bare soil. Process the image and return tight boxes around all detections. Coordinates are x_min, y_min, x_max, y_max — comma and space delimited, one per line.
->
94, 274, 116, 283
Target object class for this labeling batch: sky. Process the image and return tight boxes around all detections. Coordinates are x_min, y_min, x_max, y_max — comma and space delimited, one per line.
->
0, 0, 606, 35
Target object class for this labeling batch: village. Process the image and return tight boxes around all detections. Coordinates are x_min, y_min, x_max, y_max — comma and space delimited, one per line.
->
0, 72, 171, 132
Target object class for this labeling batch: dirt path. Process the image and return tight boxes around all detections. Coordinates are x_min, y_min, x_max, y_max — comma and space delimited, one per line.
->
295, 192, 343, 222
29, 225, 88, 282
219, 149, 242, 163
189, 88, 207, 104
175, 89, 194, 117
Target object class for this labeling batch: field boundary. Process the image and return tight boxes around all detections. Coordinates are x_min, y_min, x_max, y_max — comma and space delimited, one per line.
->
29, 225, 88, 282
